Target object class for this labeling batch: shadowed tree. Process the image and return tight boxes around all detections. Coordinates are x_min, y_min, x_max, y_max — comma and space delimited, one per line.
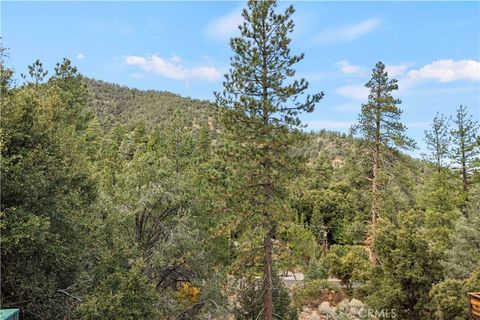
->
215, 1, 323, 319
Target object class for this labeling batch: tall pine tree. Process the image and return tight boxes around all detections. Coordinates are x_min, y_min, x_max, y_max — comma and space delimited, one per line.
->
215, 1, 323, 318
352, 62, 414, 265
450, 105, 479, 193
424, 112, 450, 172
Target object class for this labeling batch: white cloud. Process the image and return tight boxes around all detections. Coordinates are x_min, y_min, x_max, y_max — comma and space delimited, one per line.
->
407, 59, 480, 83
306, 120, 355, 130
336, 61, 362, 74
315, 18, 381, 44
385, 63, 410, 77
125, 54, 221, 82
77, 53, 85, 60
335, 84, 369, 100
205, 9, 243, 40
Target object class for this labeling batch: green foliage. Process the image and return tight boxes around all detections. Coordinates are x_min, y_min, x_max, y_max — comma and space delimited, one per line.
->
305, 256, 329, 281
1, 62, 96, 319
429, 270, 480, 320
326, 246, 371, 289
214, 1, 323, 317
450, 105, 480, 192
76, 259, 158, 320
424, 112, 450, 170
442, 209, 480, 279
352, 61, 415, 151
0, 44, 14, 95
84, 78, 213, 131
2, 10, 479, 318
361, 210, 445, 320
234, 273, 298, 320
277, 220, 318, 272
292, 279, 339, 309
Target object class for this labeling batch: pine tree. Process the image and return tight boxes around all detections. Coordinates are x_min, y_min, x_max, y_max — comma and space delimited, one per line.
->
215, 1, 323, 318
352, 62, 414, 265
22, 59, 48, 85
424, 112, 450, 172
450, 105, 479, 193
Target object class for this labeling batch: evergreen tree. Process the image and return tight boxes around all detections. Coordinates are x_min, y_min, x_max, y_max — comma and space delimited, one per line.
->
351, 61, 414, 265
215, 1, 323, 318
450, 105, 479, 193
424, 112, 450, 172
22, 59, 48, 85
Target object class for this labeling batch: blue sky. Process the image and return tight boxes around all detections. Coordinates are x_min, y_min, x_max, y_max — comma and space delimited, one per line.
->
2, 1, 479, 155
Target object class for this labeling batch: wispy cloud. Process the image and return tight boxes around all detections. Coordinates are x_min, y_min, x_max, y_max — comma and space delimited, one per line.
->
336, 60, 363, 75
205, 8, 243, 40
306, 120, 355, 130
334, 59, 479, 100
77, 53, 85, 60
314, 18, 382, 44
407, 59, 480, 82
125, 54, 221, 82
385, 63, 410, 77
335, 84, 369, 100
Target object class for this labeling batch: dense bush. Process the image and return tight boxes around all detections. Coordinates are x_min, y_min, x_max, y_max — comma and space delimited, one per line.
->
235, 273, 298, 320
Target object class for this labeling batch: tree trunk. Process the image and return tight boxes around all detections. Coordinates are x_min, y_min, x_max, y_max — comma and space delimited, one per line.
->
262, 155, 273, 320
370, 143, 379, 266
370, 110, 381, 266
261, 23, 273, 320
263, 228, 274, 320
461, 144, 468, 192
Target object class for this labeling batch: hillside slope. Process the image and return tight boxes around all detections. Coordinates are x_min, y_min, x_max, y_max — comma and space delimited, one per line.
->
85, 78, 214, 130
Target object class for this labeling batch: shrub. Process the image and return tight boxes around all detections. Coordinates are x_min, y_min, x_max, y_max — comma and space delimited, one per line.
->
326, 245, 370, 289
235, 273, 298, 320
305, 256, 329, 281
292, 279, 339, 308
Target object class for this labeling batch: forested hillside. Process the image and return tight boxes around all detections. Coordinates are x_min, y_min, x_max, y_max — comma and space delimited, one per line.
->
1, 1, 479, 320
84, 78, 214, 130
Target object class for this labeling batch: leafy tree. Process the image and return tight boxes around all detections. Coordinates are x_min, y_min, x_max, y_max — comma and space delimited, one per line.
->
215, 1, 323, 318
0, 44, 14, 95
326, 245, 371, 290
1, 64, 96, 319
429, 271, 480, 320
362, 210, 444, 320
351, 61, 414, 265
76, 259, 158, 320
450, 105, 479, 193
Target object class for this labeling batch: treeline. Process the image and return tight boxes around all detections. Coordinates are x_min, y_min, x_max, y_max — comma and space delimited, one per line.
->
1, 1, 480, 320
